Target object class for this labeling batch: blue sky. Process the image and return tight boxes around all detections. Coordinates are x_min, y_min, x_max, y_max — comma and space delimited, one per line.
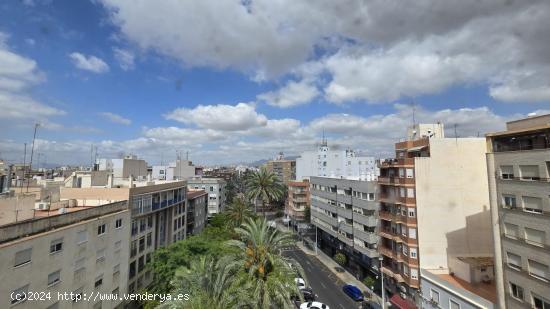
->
1, 0, 549, 166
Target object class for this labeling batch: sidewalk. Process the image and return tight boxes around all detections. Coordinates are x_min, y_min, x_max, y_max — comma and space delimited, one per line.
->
295, 241, 383, 305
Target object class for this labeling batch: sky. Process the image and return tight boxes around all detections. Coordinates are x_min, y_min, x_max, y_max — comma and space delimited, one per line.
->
0, 0, 549, 167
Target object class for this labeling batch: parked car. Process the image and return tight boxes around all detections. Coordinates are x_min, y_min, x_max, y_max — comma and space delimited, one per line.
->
291, 287, 316, 302
363, 300, 382, 309
342, 284, 364, 301
300, 301, 330, 309
295, 277, 306, 290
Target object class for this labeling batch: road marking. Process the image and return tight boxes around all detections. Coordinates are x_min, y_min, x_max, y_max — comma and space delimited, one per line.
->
339, 305, 345, 309
320, 282, 326, 289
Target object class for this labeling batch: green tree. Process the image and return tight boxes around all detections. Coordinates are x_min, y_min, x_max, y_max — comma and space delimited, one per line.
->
226, 218, 301, 308
363, 276, 376, 289
245, 167, 284, 217
303, 206, 311, 223
334, 252, 347, 266
226, 195, 253, 228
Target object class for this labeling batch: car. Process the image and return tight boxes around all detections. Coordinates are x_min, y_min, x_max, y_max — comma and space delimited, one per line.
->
300, 301, 330, 309
363, 300, 382, 309
342, 284, 364, 301
295, 278, 306, 290
291, 287, 316, 302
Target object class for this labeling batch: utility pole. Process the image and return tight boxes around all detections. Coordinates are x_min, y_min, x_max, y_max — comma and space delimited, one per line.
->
21, 143, 27, 189
27, 123, 39, 193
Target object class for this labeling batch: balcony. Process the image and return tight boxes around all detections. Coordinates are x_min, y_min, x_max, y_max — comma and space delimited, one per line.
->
379, 157, 415, 168
312, 211, 338, 227
353, 228, 378, 244
352, 198, 378, 211
378, 194, 416, 205
381, 266, 419, 288
378, 176, 415, 186
353, 212, 377, 227
338, 207, 353, 219
338, 234, 354, 247
395, 138, 430, 151
339, 222, 353, 234
379, 211, 417, 226
379, 245, 419, 267
354, 243, 378, 258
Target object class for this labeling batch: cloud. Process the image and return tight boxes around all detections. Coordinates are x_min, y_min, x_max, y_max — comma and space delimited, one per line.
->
257, 79, 319, 108
164, 102, 268, 131
113, 47, 135, 70
100, 112, 132, 125
69, 52, 110, 73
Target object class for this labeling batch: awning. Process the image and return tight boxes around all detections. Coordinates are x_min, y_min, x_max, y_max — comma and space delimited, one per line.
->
389, 294, 417, 309
406, 145, 427, 152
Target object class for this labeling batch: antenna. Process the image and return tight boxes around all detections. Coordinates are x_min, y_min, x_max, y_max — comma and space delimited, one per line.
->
454, 124, 458, 144
411, 101, 416, 127
21, 143, 27, 189
27, 123, 39, 193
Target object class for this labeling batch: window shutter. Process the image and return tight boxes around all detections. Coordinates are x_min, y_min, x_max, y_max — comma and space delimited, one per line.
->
525, 228, 545, 245
14, 248, 32, 267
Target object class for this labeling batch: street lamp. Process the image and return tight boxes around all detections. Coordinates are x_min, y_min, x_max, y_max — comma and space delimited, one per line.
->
379, 255, 385, 309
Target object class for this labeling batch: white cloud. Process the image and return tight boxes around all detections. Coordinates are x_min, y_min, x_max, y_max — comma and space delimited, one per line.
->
164, 102, 268, 131
257, 80, 319, 108
69, 52, 110, 73
113, 47, 135, 70
100, 112, 132, 125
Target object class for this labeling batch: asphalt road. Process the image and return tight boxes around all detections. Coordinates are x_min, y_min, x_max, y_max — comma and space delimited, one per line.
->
283, 245, 363, 309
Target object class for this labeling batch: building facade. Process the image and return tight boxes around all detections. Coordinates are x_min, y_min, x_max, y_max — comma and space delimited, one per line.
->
187, 177, 226, 217
98, 155, 148, 180
265, 159, 296, 184
378, 123, 494, 307
152, 159, 198, 181
296, 140, 377, 181
0, 201, 130, 309
186, 190, 208, 237
486, 114, 550, 309
285, 180, 310, 224
310, 176, 380, 280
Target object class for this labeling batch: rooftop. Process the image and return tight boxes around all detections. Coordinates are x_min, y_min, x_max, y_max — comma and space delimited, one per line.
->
456, 256, 494, 268
438, 273, 497, 304
187, 189, 208, 199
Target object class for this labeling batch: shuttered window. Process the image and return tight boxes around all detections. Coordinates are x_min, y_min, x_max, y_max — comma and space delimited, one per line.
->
523, 196, 543, 213
529, 260, 549, 282
525, 227, 545, 246
47, 270, 61, 286
76, 230, 87, 244
506, 252, 521, 269
519, 165, 539, 180
14, 248, 32, 267
504, 223, 519, 238
500, 165, 514, 179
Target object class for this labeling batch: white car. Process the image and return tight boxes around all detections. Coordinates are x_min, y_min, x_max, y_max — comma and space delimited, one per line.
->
295, 278, 306, 290
300, 301, 330, 309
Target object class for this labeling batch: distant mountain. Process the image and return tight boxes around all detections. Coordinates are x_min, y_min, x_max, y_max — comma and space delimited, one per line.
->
245, 155, 299, 167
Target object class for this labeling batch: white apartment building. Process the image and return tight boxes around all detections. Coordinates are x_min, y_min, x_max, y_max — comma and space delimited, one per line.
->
98, 155, 148, 181
187, 177, 226, 217
152, 159, 197, 181
296, 140, 378, 181
0, 201, 130, 309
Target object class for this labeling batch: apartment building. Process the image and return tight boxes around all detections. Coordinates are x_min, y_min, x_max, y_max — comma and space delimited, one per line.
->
265, 158, 296, 184
378, 123, 494, 308
186, 190, 208, 236
0, 201, 130, 309
296, 139, 377, 181
152, 159, 198, 181
285, 180, 310, 224
187, 177, 226, 217
60, 180, 187, 294
310, 176, 380, 280
486, 114, 550, 309
98, 155, 148, 181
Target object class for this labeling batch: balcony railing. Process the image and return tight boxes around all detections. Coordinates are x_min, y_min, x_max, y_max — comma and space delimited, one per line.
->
379, 245, 419, 267
379, 157, 415, 168
378, 194, 416, 205
378, 211, 417, 226
395, 137, 430, 150
378, 176, 415, 186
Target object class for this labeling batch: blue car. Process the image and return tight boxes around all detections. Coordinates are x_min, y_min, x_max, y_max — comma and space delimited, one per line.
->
342, 284, 364, 301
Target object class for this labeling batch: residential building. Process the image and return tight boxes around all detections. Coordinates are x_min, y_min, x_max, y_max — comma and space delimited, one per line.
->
187, 177, 226, 217
310, 176, 380, 280
0, 200, 130, 309
98, 155, 148, 181
265, 153, 296, 184
152, 159, 198, 181
60, 180, 187, 294
296, 139, 378, 181
420, 257, 496, 309
203, 166, 237, 182
286, 180, 310, 224
186, 189, 208, 236
378, 123, 494, 308
486, 114, 550, 309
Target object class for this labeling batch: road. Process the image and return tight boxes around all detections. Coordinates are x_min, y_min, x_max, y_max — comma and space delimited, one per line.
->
283, 245, 363, 309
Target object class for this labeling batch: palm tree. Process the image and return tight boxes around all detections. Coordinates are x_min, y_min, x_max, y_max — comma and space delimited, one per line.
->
226, 195, 254, 228
245, 167, 284, 216
157, 256, 248, 309
226, 218, 303, 308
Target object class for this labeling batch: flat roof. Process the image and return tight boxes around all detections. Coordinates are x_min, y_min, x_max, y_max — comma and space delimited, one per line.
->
457, 256, 494, 267
187, 189, 208, 199
437, 274, 497, 304
485, 123, 550, 137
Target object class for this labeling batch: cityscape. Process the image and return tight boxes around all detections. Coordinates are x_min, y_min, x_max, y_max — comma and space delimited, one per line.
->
1, 1, 550, 309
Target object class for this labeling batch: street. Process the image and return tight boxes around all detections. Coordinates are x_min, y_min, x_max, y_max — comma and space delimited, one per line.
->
283, 245, 363, 309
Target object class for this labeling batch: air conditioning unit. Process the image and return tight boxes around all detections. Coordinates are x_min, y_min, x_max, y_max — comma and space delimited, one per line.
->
58, 207, 68, 214
35, 202, 50, 210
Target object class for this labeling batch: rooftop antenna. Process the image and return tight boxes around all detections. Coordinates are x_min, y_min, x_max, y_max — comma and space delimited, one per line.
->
321, 129, 327, 147
21, 143, 27, 189
27, 123, 39, 193
411, 101, 416, 127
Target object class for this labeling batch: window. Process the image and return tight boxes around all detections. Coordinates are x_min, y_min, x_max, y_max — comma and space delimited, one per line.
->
77, 230, 87, 244
148, 216, 153, 228
14, 248, 32, 267
533, 294, 550, 309
500, 165, 514, 179
131, 220, 138, 236
11, 285, 29, 304
115, 218, 122, 229
46, 302, 59, 309
528, 260, 549, 282
409, 228, 417, 239
510, 282, 524, 300
129, 261, 136, 279
113, 264, 120, 276
408, 208, 416, 217
402, 246, 408, 256
147, 233, 152, 247
449, 299, 460, 309
410, 268, 418, 280
114, 240, 121, 251
73, 288, 83, 303
47, 270, 61, 286
97, 224, 106, 235
139, 237, 145, 252
368, 193, 375, 201
406, 168, 414, 178
506, 252, 522, 270
503, 195, 517, 208
112, 287, 120, 297
430, 289, 440, 303
96, 248, 106, 262
94, 275, 103, 288
523, 196, 543, 214
519, 165, 540, 180
407, 188, 415, 198
504, 223, 520, 239
50, 238, 63, 254
410, 248, 417, 259
525, 227, 545, 246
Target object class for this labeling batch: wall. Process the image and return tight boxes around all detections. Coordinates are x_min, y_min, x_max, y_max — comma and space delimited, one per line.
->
0, 194, 36, 226
415, 138, 493, 271
60, 187, 130, 206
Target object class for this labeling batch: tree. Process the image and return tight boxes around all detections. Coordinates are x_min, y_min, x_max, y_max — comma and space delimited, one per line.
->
334, 252, 347, 266
303, 206, 311, 223
226, 195, 254, 228
245, 167, 284, 217
363, 276, 376, 289
226, 218, 301, 308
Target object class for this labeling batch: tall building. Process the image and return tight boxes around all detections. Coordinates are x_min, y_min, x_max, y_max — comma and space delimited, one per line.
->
486, 114, 550, 309
187, 177, 226, 217
186, 189, 208, 236
152, 159, 198, 181
265, 154, 296, 184
285, 180, 310, 224
310, 176, 380, 280
296, 140, 377, 181
98, 155, 148, 181
0, 200, 130, 309
60, 180, 187, 294
378, 123, 494, 308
